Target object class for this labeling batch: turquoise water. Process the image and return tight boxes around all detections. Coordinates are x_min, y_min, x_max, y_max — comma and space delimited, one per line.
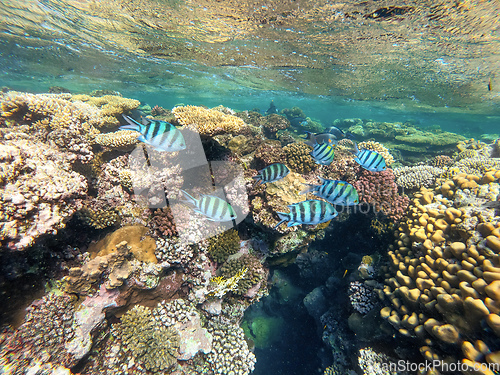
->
1, 1, 500, 375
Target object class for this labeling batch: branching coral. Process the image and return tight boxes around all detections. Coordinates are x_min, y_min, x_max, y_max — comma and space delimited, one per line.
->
207, 228, 241, 263
0, 139, 87, 250
283, 142, 317, 174
0, 294, 77, 370
352, 169, 409, 221
393, 165, 444, 191
220, 254, 268, 299
380, 169, 500, 368
94, 130, 140, 149
119, 305, 180, 372
172, 105, 247, 136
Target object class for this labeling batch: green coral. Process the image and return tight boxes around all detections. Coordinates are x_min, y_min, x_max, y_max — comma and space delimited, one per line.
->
207, 229, 240, 263
120, 305, 179, 373
220, 254, 266, 297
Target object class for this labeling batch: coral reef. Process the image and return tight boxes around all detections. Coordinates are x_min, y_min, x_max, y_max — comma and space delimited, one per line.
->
393, 165, 444, 191
172, 105, 247, 136
352, 169, 410, 221
93, 130, 139, 149
380, 169, 500, 368
119, 305, 180, 372
283, 141, 317, 174
0, 139, 87, 250
254, 140, 287, 167
0, 294, 77, 370
261, 114, 289, 138
207, 228, 241, 263
349, 281, 377, 315
343, 118, 466, 155
219, 253, 268, 300
205, 319, 256, 375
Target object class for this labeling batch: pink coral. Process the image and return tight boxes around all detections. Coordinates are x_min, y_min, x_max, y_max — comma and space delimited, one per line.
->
352, 169, 409, 221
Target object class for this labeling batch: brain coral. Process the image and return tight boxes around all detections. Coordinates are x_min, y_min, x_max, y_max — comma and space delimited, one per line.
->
172, 105, 247, 136
380, 169, 500, 369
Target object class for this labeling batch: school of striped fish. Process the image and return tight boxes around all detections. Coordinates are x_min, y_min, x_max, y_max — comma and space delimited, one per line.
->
121, 113, 385, 225
258, 138, 386, 229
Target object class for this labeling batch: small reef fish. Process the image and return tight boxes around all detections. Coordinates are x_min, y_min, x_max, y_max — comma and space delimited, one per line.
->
275, 199, 338, 229
181, 190, 237, 222
302, 131, 338, 146
310, 142, 335, 165
353, 143, 386, 172
253, 163, 290, 185
300, 177, 359, 206
265, 100, 278, 115
289, 116, 308, 127
120, 115, 186, 152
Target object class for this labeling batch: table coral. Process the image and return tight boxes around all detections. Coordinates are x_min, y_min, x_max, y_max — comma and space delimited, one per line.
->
352, 169, 410, 221
380, 169, 500, 368
172, 105, 247, 136
0, 139, 87, 250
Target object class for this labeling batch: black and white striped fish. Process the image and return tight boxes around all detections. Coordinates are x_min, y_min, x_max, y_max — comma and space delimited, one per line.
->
353, 143, 386, 172
181, 190, 237, 222
253, 163, 290, 185
120, 115, 186, 152
300, 177, 359, 206
310, 142, 335, 165
274, 199, 338, 229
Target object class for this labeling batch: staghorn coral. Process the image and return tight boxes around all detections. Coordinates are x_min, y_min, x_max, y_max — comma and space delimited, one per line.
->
380, 169, 500, 369
209, 267, 248, 299
119, 305, 180, 372
172, 105, 247, 136
93, 130, 140, 149
283, 141, 317, 175
207, 228, 241, 263
352, 169, 409, 221
393, 165, 444, 191
0, 139, 87, 250
358, 140, 394, 166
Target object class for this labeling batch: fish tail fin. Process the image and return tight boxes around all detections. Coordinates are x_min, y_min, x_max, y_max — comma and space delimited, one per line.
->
274, 212, 289, 229
180, 190, 197, 206
299, 184, 316, 195
251, 175, 263, 185
120, 115, 143, 132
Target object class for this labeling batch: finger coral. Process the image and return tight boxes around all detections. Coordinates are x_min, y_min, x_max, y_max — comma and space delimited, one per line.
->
172, 105, 247, 136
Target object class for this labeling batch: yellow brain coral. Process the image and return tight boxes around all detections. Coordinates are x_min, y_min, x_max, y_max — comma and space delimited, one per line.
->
172, 105, 246, 136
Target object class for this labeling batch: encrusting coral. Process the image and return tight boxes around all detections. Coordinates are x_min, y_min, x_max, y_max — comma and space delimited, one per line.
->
172, 105, 247, 136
